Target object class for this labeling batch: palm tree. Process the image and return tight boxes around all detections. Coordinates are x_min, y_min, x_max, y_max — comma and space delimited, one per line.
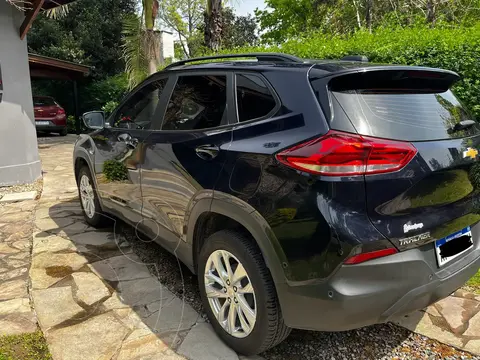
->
5, 0, 70, 17
204, 0, 222, 52
5, 0, 30, 10
122, 0, 160, 89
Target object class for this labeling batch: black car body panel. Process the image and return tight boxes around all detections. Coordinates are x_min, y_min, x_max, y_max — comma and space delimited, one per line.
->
74, 55, 480, 333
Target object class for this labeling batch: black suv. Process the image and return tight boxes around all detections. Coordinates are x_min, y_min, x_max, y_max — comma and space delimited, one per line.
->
74, 53, 480, 355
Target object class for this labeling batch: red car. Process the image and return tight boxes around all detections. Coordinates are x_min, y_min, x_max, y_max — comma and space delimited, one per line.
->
33, 96, 67, 136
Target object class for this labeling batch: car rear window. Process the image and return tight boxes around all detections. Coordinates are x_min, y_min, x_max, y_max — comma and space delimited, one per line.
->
315, 70, 479, 141
33, 97, 56, 106
333, 90, 479, 141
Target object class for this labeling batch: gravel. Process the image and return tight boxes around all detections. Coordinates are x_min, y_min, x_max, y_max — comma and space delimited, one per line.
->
120, 222, 479, 360
0, 178, 43, 205
263, 327, 477, 360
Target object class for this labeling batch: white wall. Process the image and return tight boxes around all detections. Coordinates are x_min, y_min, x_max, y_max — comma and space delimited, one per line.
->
0, 1, 41, 185
161, 31, 174, 59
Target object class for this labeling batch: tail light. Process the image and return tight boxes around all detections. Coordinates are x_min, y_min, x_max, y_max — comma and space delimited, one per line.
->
56, 107, 65, 116
344, 248, 398, 265
275, 130, 417, 176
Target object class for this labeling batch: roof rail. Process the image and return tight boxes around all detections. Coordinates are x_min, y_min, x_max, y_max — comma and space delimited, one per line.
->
341, 55, 369, 62
164, 53, 304, 70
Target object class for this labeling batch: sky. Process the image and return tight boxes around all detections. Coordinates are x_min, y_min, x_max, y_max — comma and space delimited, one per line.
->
233, 0, 266, 16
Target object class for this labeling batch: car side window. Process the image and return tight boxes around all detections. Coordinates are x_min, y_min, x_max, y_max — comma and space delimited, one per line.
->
236, 74, 277, 122
161, 75, 227, 131
112, 78, 167, 130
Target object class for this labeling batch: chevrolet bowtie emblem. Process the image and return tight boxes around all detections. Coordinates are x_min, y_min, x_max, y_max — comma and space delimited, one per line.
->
463, 147, 478, 160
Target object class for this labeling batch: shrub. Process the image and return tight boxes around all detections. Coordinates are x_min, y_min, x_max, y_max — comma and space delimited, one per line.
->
219, 25, 480, 118
103, 160, 128, 182
67, 115, 76, 134
82, 73, 128, 112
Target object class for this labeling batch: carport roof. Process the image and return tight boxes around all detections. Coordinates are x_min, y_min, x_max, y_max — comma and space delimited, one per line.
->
29, 53, 90, 80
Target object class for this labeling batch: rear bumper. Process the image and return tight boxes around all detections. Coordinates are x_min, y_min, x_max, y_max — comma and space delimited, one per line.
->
35, 121, 66, 133
278, 234, 480, 331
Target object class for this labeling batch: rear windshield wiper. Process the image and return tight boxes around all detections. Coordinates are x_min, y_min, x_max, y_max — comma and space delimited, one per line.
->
448, 119, 477, 134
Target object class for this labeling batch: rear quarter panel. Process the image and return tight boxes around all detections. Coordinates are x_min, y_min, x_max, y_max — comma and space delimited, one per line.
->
215, 69, 386, 283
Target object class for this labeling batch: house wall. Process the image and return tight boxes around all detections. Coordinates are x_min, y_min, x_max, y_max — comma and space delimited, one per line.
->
0, 1, 41, 186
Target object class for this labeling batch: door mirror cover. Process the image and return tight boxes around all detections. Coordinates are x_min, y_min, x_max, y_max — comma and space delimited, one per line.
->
82, 111, 105, 130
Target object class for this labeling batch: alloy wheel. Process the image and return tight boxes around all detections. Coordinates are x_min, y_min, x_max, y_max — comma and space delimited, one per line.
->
204, 249, 257, 338
79, 174, 95, 219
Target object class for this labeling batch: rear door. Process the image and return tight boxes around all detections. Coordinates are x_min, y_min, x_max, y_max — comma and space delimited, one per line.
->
325, 69, 480, 252
140, 72, 234, 256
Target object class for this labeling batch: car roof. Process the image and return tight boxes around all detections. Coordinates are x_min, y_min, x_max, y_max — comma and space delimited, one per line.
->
163, 53, 373, 74
163, 57, 457, 78
166, 61, 313, 72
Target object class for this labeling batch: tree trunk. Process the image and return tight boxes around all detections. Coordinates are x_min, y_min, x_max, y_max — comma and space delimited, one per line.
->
204, 0, 223, 52
365, 0, 372, 32
143, 0, 159, 74
149, 58, 157, 74
352, 0, 363, 29
426, 0, 436, 26
145, 29, 160, 75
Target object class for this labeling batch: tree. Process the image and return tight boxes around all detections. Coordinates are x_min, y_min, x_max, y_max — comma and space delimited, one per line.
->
256, 0, 480, 43
204, 0, 223, 51
122, 0, 162, 88
256, 0, 352, 42
158, 0, 205, 57
28, 0, 137, 79
221, 7, 258, 48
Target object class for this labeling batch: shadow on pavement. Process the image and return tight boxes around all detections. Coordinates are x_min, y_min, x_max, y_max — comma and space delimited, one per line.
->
38, 200, 421, 360
31, 198, 203, 359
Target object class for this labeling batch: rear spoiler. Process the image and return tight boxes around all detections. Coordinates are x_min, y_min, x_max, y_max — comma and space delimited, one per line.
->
327, 67, 460, 92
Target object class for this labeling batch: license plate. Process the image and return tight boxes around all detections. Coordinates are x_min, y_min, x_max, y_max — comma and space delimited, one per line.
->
36, 121, 49, 126
435, 226, 473, 267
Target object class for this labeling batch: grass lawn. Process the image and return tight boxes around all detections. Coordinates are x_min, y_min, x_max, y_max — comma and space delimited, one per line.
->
0, 331, 51, 360
465, 269, 480, 294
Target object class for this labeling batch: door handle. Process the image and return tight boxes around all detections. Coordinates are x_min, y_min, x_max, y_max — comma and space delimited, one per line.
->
195, 144, 219, 160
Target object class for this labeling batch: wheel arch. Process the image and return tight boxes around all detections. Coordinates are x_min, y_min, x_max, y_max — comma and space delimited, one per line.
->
73, 148, 104, 211
187, 193, 288, 286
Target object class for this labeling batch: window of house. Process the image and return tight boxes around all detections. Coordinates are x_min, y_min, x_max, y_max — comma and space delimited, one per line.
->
162, 75, 228, 131
236, 74, 277, 122
113, 78, 167, 130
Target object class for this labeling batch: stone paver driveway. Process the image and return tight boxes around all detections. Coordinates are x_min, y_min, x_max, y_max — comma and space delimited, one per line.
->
0, 199, 37, 336
396, 289, 480, 355
32, 135, 240, 360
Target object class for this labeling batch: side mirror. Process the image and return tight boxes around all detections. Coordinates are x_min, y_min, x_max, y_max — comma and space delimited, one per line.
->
82, 111, 105, 130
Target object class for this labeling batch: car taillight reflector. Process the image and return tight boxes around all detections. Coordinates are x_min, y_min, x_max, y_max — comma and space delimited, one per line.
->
56, 107, 65, 115
344, 248, 398, 265
275, 130, 417, 176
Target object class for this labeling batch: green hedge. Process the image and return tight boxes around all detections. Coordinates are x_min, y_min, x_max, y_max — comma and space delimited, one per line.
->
221, 25, 480, 118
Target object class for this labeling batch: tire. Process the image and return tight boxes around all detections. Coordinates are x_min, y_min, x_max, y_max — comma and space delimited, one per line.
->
77, 166, 110, 227
59, 127, 68, 136
198, 230, 291, 355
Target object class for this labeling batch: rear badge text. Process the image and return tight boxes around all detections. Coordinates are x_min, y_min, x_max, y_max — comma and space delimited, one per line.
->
399, 232, 431, 246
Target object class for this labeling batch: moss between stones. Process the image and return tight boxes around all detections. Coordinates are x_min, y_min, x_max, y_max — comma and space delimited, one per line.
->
0, 331, 52, 360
